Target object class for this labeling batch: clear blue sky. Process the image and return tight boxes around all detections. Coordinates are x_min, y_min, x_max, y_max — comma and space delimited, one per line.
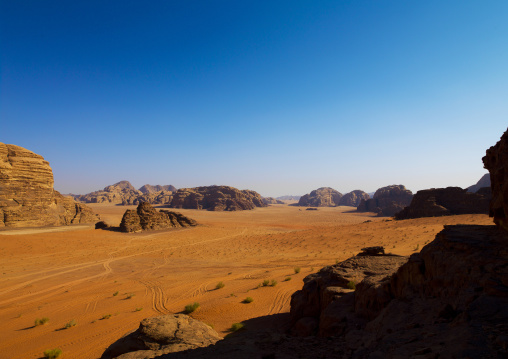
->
1, 1, 507, 197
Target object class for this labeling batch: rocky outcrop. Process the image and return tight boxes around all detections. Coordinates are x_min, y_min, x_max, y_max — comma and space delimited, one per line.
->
297, 187, 343, 207
394, 186, 489, 219
339, 190, 370, 207
120, 202, 197, 233
75, 181, 142, 205
262, 197, 284, 205
138, 184, 177, 194
276, 195, 301, 201
0, 143, 99, 228
483, 128, 508, 232
101, 314, 222, 359
125, 190, 174, 206
357, 185, 413, 216
467, 173, 490, 193
169, 186, 266, 211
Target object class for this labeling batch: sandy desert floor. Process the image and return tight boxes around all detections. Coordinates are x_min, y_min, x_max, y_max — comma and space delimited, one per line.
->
0, 204, 493, 359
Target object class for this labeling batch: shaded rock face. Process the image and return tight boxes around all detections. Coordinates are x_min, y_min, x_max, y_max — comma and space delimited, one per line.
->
75, 181, 142, 205
298, 187, 343, 207
0, 143, 99, 228
289, 225, 508, 358
357, 184, 413, 216
262, 197, 284, 205
339, 190, 370, 207
169, 186, 266, 211
394, 186, 490, 220
467, 173, 490, 193
101, 314, 222, 359
138, 184, 177, 194
483, 128, 508, 232
120, 202, 197, 233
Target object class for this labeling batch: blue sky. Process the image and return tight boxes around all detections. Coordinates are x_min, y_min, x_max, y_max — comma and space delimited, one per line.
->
1, 1, 507, 197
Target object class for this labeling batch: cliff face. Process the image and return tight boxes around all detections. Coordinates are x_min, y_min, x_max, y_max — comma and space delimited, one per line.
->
357, 185, 413, 216
75, 181, 142, 204
0, 143, 99, 228
339, 190, 370, 207
298, 187, 343, 207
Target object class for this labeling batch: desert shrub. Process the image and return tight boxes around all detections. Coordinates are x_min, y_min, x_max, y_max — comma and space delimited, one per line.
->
243, 297, 254, 303
126, 293, 135, 299
113, 291, 119, 296
347, 281, 356, 290
102, 314, 112, 320
184, 302, 200, 314
215, 281, 225, 289
284, 277, 291, 281
135, 307, 143, 312
43, 348, 62, 359
230, 322, 244, 332
270, 280, 277, 287
294, 267, 301, 274
262, 279, 270, 287
64, 319, 77, 329
35, 317, 49, 326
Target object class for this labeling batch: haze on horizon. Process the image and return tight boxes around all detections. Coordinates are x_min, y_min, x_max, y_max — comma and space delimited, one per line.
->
1, 1, 506, 198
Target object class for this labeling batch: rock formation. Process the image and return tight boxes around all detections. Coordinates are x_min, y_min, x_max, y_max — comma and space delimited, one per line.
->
483, 128, 508, 232
357, 184, 413, 216
262, 197, 284, 205
0, 142, 99, 228
394, 186, 489, 219
338, 190, 370, 207
467, 173, 490, 193
276, 195, 301, 201
169, 186, 266, 211
125, 190, 174, 206
138, 184, 177, 194
297, 187, 343, 207
75, 181, 142, 205
101, 314, 221, 359
120, 202, 197, 233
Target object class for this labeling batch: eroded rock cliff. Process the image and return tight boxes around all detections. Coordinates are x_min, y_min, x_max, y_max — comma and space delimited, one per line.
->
339, 190, 370, 207
298, 187, 343, 207
357, 184, 413, 216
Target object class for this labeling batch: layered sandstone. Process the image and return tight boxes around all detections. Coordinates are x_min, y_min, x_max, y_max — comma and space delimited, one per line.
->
120, 202, 197, 233
338, 190, 370, 207
297, 187, 343, 207
357, 184, 413, 216
75, 181, 142, 204
0, 143, 99, 228
394, 186, 489, 219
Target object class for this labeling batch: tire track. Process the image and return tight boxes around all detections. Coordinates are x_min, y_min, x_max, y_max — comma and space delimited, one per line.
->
139, 280, 171, 315
267, 288, 292, 315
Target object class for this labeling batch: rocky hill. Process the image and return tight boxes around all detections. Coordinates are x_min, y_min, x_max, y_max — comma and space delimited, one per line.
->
138, 184, 177, 194
297, 187, 343, 207
262, 197, 285, 205
339, 190, 370, 207
276, 195, 301, 201
357, 184, 413, 216
394, 186, 489, 219
120, 202, 197, 232
0, 142, 99, 228
467, 173, 490, 193
75, 181, 142, 204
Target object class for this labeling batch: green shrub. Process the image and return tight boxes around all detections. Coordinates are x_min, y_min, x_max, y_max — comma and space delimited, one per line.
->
43, 348, 62, 359
284, 277, 291, 281
126, 293, 135, 299
102, 314, 112, 320
262, 279, 270, 287
230, 322, 244, 332
113, 291, 119, 296
64, 319, 77, 329
135, 307, 143, 312
243, 297, 254, 303
215, 281, 225, 289
184, 302, 200, 314
35, 317, 49, 326
294, 267, 301, 274
270, 280, 277, 287
347, 281, 356, 290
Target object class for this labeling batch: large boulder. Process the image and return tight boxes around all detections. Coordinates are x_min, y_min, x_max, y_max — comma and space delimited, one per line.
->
0, 143, 99, 228
357, 185, 413, 216
483, 128, 508, 232
120, 202, 197, 233
297, 187, 343, 207
339, 190, 370, 207
394, 186, 490, 219
101, 314, 222, 359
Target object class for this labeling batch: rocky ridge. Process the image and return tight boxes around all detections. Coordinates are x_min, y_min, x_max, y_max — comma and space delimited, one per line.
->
262, 197, 285, 205
139, 184, 177, 194
467, 173, 490, 193
0, 142, 99, 228
357, 184, 413, 216
75, 181, 142, 205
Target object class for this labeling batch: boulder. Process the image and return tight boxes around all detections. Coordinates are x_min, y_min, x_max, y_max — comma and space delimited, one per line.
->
101, 314, 222, 359
297, 187, 343, 207
483, 128, 508, 232
394, 186, 489, 220
339, 190, 370, 207
0, 142, 99, 228
120, 202, 197, 233
357, 185, 413, 216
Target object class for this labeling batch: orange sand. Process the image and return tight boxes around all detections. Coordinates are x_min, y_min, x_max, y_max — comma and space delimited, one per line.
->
0, 204, 492, 358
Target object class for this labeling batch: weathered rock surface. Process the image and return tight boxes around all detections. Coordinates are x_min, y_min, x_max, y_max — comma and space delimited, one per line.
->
357, 184, 413, 216
169, 186, 266, 211
262, 197, 285, 205
138, 184, 177, 194
125, 190, 175, 206
297, 187, 343, 207
483, 128, 508, 232
394, 186, 490, 219
120, 202, 197, 233
0, 143, 99, 228
75, 181, 142, 205
101, 314, 222, 359
467, 173, 490, 193
339, 190, 370, 207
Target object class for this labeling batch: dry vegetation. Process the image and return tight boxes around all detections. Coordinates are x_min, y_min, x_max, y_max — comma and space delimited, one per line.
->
0, 203, 492, 358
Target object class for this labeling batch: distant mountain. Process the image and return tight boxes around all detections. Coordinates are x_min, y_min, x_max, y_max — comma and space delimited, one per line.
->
357, 185, 413, 216
74, 180, 142, 204
298, 187, 343, 207
262, 197, 285, 205
467, 173, 490, 193
276, 195, 301, 201
139, 184, 177, 194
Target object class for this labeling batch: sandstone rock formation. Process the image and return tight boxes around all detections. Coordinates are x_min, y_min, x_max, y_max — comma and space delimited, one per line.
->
262, 197, 284, 205
120, 202, 197, 233
0, 143, 99, 228
75, 181, 142, 205
297, 187, 343, 207
101, 314, 222, 359
357, 184, 413, 216
138, 184, 177, 194
394, 186, 490, 219
483, 128, 508, 232
467, 173, 490, 193
169, 186, 266, 211
125, 190, 174, 206
276, 195, 301, 201
338, 190, 370, 207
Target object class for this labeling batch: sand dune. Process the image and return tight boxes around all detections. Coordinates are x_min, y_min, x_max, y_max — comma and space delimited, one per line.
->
0, 204, 492, 358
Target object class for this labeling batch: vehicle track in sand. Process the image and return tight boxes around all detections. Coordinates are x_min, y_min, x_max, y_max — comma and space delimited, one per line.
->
267, 288, 293, 315
139, 280, 171, 315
